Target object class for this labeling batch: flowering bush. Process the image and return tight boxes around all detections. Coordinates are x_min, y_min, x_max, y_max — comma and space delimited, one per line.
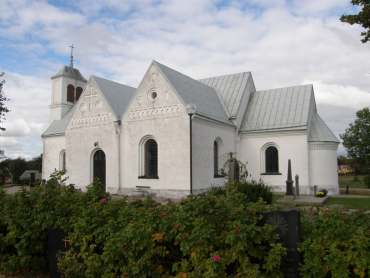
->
300, 208, 370, 277
315, 189, 328, 198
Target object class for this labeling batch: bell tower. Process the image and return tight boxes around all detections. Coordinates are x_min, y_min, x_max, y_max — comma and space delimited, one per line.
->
49, 45, 87, 123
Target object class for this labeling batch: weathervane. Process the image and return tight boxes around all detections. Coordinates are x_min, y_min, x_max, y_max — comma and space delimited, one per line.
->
69, 44, 74, 68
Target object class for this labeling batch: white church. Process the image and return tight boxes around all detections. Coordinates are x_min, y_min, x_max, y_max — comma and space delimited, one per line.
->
42, 59, 339, 197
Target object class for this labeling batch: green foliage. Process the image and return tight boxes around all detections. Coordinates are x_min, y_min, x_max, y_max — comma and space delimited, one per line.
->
340, 107, 370, 174
58, 191, 285, 277
225, 181, 273, 204
0, 177, 84, 275
300, 208, 370, 278
0, 180, 285, 277
341, 0, 370, 43
364, 175, 370, 188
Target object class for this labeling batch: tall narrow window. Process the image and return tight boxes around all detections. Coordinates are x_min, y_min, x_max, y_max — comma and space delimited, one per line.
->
67, 84, 75, 103
60, 150, 66, 172
265, 146, 279, 173
214, 140, 219, 177
76, 87, 83, 101
144, 139, 158, 178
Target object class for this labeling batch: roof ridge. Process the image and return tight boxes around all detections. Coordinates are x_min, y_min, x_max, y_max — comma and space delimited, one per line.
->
198, 71, 251, 81
257, 84, 313, 93
91, 75, 136, 89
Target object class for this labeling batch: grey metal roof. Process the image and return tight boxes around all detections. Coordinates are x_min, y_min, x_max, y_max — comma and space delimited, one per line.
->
43, 76, 136, 137
309, 113, 339, 143
42, 106, 76, 137
92, 76, 136, 118
154, 61, 231, 124
241, 84, 313, 132
51, 66, 87, 82
199, 72, 252, 118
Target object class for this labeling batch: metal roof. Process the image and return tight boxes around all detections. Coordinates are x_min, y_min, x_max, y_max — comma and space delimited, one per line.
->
309, 113, 339, 143
42, 106, 76, 137
241, 84, 313, 132
154, 61, 232, 124
51, 65, 87, 82
199, 72, 252, 118
92, 76, 136, 118
43, 76, 136, 137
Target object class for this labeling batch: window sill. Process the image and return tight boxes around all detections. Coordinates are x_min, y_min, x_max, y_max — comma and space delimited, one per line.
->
138, 176, 159, 179
261, 172, 281, 176
214, 175, 226, 179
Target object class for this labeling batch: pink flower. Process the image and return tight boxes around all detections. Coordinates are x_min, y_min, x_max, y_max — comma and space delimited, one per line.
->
212, 255, 221, 262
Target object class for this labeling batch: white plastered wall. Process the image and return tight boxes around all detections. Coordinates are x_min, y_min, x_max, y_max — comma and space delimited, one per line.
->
238, 131, 311, 194
192, 117, 236, 192
120, 63, 190, 198
309, 142, 339, 195
64, 81, 120, 193
42, 135, 66, 180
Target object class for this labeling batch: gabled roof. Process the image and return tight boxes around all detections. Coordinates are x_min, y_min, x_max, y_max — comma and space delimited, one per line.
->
154, 61, 232, 124
199, 72, 252, 118
241, 84, 313, 132
42, 76, 136, 137
92, 76, 136, 118
51, 65, 87, 82
42, 106, 76, 137
309, 113, 339, 143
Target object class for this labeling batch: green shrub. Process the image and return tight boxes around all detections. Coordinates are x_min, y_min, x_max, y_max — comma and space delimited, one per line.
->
58, 193, 285, 277
300, 208, 370, 278
364, 175, 370, 189
226, 181, 273, 204
0, 179, 85, 275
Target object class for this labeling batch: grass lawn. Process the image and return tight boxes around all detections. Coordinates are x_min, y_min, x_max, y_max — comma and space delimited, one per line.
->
339, 175, 369, 188
326, 197, 370, 210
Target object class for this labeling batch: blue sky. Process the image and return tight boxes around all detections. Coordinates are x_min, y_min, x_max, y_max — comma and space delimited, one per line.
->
0, 0, 369, 159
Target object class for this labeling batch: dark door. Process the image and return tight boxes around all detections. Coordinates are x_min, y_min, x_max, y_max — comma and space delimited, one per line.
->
30, 173, 35, 185
93, 150, 106, 191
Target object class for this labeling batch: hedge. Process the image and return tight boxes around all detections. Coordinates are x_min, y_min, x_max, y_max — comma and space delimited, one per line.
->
1, 177, 369, 277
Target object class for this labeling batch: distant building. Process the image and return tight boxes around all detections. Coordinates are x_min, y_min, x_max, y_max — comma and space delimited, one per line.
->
19, 170, 41, 184
42, 60, 339, 197
338, 165, 354, 176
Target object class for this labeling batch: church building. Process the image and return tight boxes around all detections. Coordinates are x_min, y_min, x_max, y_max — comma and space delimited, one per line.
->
42, 59, 339, 197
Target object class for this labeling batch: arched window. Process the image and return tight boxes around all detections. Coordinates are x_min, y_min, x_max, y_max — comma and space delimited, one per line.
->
59, 150, 66, 172
92, 149, 106, 191
214, 140, 219, 177
143, 139, 158, 178
265, 146, 279, 173
67, 84, 75, 103
76, 87, 83, 101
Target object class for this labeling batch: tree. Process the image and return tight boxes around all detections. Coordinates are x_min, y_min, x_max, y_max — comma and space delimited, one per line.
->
0, 72, 10, 131
340, 107, 370, 173
341, 0, 370, 43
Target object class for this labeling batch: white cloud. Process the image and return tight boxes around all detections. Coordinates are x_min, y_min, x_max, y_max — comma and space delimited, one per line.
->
0, 0, 370, 158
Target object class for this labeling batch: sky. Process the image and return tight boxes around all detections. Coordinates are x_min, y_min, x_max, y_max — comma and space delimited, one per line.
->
0, 0, 369, 159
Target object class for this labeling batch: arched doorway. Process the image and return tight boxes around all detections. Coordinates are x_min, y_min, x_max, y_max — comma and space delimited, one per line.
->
93, 150, 106, 191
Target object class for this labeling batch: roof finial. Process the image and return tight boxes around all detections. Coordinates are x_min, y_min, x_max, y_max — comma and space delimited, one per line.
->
69, 44, 74, 68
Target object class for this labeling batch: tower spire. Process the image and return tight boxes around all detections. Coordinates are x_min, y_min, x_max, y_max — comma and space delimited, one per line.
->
69, 44, 74, 68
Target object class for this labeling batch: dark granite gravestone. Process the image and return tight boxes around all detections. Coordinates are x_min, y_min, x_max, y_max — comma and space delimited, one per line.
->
286, 159, 294, 196
47, 229, 66, 278
263, 209, 301, 278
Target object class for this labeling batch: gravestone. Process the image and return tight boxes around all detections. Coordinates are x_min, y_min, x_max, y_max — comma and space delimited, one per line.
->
263, 209, 301, 278
228, 153, 240, 182
286, 159, 294, 195
295, 175, 300, 196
